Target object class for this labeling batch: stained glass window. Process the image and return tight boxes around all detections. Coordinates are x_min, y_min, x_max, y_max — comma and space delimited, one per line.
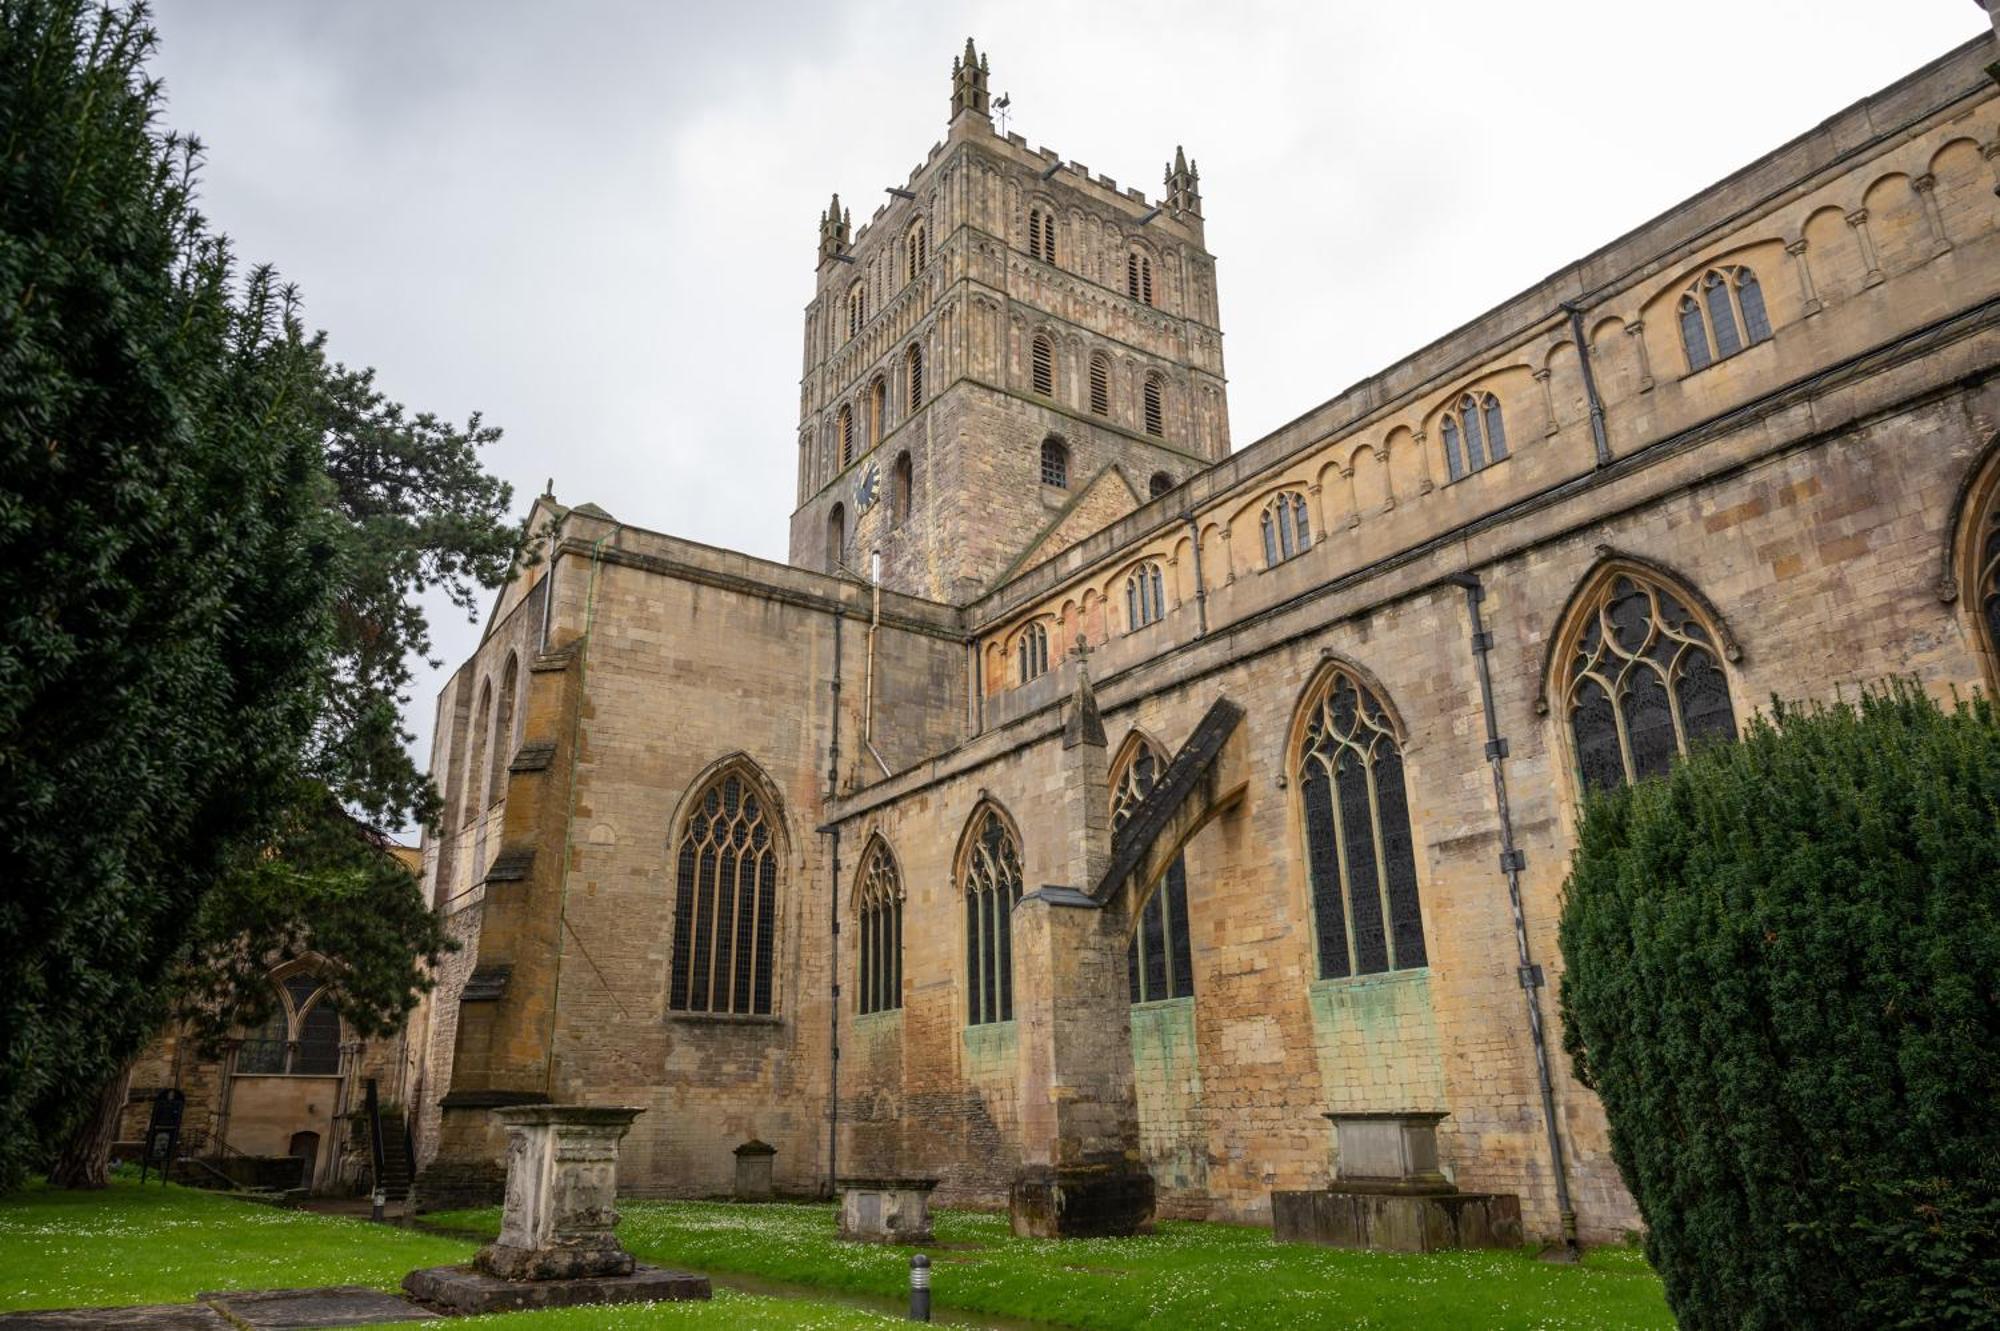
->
856, 838, 903, 1015
963, 806, 1022, 1024
669, 769, 780, 1015
1112, 740, 1196, 1003
1562, 572, 1737, 792
1296, 668, 1427, 977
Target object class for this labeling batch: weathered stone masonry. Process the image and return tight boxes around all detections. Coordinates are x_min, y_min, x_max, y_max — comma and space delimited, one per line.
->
413, 35, 2000, 1243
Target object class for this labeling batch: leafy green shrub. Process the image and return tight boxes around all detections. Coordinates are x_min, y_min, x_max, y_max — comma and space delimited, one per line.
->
1559, 685, 2000, 1330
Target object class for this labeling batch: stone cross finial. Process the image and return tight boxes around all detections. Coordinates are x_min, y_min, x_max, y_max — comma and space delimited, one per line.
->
1063, 667, 1105, 750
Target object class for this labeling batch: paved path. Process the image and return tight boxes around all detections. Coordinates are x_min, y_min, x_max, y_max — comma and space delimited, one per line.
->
0, 1286, 431, 1329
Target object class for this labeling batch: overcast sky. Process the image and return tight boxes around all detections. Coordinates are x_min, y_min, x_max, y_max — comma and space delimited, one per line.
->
145, 0, 1983, 817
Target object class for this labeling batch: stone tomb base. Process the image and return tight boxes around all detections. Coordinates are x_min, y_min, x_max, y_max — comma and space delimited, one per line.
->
1270, 1189, 1524, 1253
838, 1176, 939, 1243
402, 1265, 710, 1315
1009, 1162, 1156, 1238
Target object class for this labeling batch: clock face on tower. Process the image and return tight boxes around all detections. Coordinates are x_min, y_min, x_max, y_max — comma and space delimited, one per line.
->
854, 461, 881, 513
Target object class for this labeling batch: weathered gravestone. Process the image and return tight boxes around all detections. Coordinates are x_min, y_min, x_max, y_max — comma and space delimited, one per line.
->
836, 1176, 939, 1243
403, 1105, 710, 1313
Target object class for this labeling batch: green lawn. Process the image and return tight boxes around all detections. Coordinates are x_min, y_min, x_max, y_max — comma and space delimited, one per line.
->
0, 1177, 892, 1329
0, 1177, 1673, 1330
0, 1176, 472, 1310
428, 1199, 1675, 1331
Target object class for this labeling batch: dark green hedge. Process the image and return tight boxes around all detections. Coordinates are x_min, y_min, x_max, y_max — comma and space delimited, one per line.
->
1559, 686, 2000, 1330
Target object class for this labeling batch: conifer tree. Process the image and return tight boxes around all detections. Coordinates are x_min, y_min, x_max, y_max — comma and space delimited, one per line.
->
2, 0, 521, 1187
1560, 685, 2000, 1329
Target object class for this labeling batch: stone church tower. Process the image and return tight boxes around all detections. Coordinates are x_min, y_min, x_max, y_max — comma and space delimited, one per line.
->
788, 40, 1228, 602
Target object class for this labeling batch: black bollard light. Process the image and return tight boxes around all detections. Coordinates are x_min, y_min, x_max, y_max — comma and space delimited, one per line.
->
908, 1251, 931, 1322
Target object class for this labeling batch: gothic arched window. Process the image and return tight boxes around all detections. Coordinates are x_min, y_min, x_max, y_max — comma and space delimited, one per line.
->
1678, 265, 1772, 372
1295, 666, 1426, 978
906, 219, 927, 281
1031, 333, 1055, 397
1040, 437, 1068, 488
962, 804, 1022, 1025
1440, 392, 1508, 482
856, 837, 903, 1015
1558, 569, 1737, 792
1143, 373, 1165, 437
869, 376, 887, 447
846, 282, 866, 338
1112, 738, 1195, 1003
826, 502, 846, 570
1261, 490, 1311, 567
838, 404, 854, 467
668, 765, 781, 1015
1016, 621, 1050, 683
1089, 352, 1111, 416
236, 974, 343, 1076
891, 451, 913, 527
906, 342, 924, 412
1125, 562, 1166, 631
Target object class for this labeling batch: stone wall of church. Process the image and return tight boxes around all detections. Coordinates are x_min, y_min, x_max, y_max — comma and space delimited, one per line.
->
416, 36, 2000, 1242
465, 518, 969, 1200
823, 358, 1999, 1237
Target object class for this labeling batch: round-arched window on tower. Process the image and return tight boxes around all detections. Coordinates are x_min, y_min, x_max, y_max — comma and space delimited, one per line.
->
1040, 437, 1069, 489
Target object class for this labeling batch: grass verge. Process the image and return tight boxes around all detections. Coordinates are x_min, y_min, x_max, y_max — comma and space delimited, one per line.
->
426, 1199, 1674, 1331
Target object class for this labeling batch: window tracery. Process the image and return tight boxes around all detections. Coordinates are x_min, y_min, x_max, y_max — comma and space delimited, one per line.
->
1295, 667, 1426, 978
1559, 571, 1737, 792
235, 974, 342, 1076
1261, 490, 1311, 566
1440, 392, 1507, 482
962, 805, 1021, 1025
668, 766, 781, 1015
1016, 621, 1050, 683
856, 838, 902, 1015
1125, 562, 1165, 630
1678, 265, 1771, 372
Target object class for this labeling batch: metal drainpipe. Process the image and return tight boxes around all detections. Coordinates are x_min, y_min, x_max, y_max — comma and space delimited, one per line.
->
825, 609, 844, 1198
1446, 569, 1580, 1256
1184, 512, 1208, 637
1561, 301, 1613, 469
